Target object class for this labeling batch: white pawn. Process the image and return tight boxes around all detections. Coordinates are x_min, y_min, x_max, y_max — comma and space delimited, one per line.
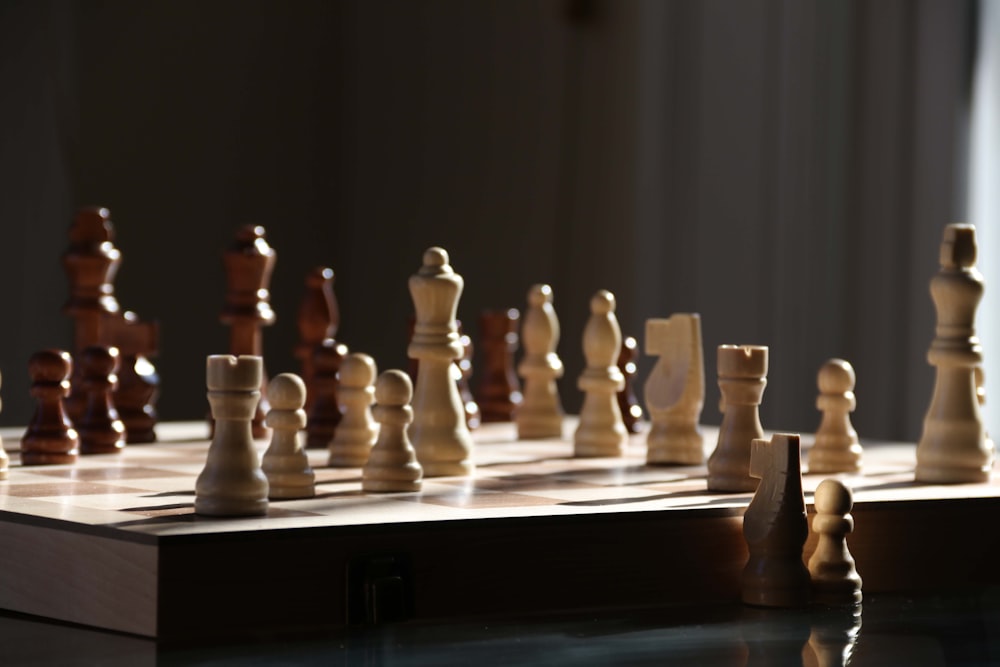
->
809, 359, 863, 474
574, 290, 627, 457
329, 353, 379, 467
196, 355, 269, 516
808, 479, 863, 606
917, 224, 993, 483
516, 284, 564, 439
644, 314, 705, 465
261, 373, 315, 499
363, 370, 423, 493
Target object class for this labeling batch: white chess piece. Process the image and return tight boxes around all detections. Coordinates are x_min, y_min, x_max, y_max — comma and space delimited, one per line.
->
808, 478, 863, 606
195, 355, 269, 516
708, 345, 768, 492
644, 314, 705, 465
916, 224, 994, 483
363, 370, 423, 493
262, 373, 315, 499
809, 359, 863, 474
328, 353, 379, 467
742, 433, 810, 607
516, 284, 564, 439
574, 290, 627, 457
407, 247, 474, 477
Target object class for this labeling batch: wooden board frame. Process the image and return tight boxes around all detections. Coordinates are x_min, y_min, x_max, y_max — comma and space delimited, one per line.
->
0, 421, 997, 641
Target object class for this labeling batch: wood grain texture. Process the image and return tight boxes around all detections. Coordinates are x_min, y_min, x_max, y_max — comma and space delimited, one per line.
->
0, 519, 157, 636
0, 420, 997, 640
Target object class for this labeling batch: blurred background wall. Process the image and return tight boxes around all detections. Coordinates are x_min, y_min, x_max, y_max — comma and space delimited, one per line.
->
0, 0, 976, 441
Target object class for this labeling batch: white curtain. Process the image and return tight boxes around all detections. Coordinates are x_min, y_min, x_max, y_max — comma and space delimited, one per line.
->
971, 0, 1000, 438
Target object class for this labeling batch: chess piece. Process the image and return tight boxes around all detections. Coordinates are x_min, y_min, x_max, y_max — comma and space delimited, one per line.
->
328, 353, 379, 467
708, 345, 768, 492
516, 284, 564, 439
574, 290, 628, 457
475, 308, 522, 422
75, 346, 126, 455
644, 314, 705, 465
221, 225, 276, 438
456, 325, 481, 430
808, 479, 863, 606
363, 370, 423, 492
262, 373, 315, 499
62, 207, 121, 422
807, 605, 862, 667
306, 337, 348, 449
975, 366, 995, 455
617, 336, 643, 433
104, 311, 159, 443
408, 316, 480, 430
916, 224, 993, 483
196, 355, 269, 516
296, 267, 337, 411
407, 247, 475, 477
742, 433, 810, 607
21, 350, 80, 465
809, 359, 862, 474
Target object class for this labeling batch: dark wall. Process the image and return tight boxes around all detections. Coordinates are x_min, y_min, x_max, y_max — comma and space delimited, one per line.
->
0, 0, 974, 441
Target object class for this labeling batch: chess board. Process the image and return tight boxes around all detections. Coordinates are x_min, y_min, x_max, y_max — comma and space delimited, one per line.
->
0, 420, 998, 642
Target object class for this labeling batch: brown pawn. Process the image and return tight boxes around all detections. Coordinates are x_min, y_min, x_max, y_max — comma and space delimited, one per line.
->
306, 337, 347, 448
221, 225, 276, 438
475, 309, 522, 422
408, 316, 480, 430
76, 346, 126, 455
105, 312, 159, 443
617, 336, 644, 433
22, 350, 80, 465
296, 267, 337, 411
62, 207, 122, 423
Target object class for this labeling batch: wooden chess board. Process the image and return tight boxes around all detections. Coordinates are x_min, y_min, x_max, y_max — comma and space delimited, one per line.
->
0, 420, 998, 642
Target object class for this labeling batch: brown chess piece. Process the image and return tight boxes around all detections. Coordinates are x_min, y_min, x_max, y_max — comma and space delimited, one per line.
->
475, 309, 522, 422
76, 346, 126, 455
21, 350, 80, 465
62, 207, 121, 423
296, 267, 338, 412
306, 337, 348, 449
104, 311, 159, 443
221, 225, 276, 438
617, 335, 644, 433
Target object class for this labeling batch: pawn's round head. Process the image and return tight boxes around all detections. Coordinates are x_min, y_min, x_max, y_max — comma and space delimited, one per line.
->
340, 353, 377, 388
375, 369, 413, 407
29, 349, 72, 383
268, 373, 306, 410
818, 358, 856, 393
81, 345, 119, 376
424, 247, 449, 268
591, 290, 616, 315
528, 283, 553, 307
815, 478, 854, 515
